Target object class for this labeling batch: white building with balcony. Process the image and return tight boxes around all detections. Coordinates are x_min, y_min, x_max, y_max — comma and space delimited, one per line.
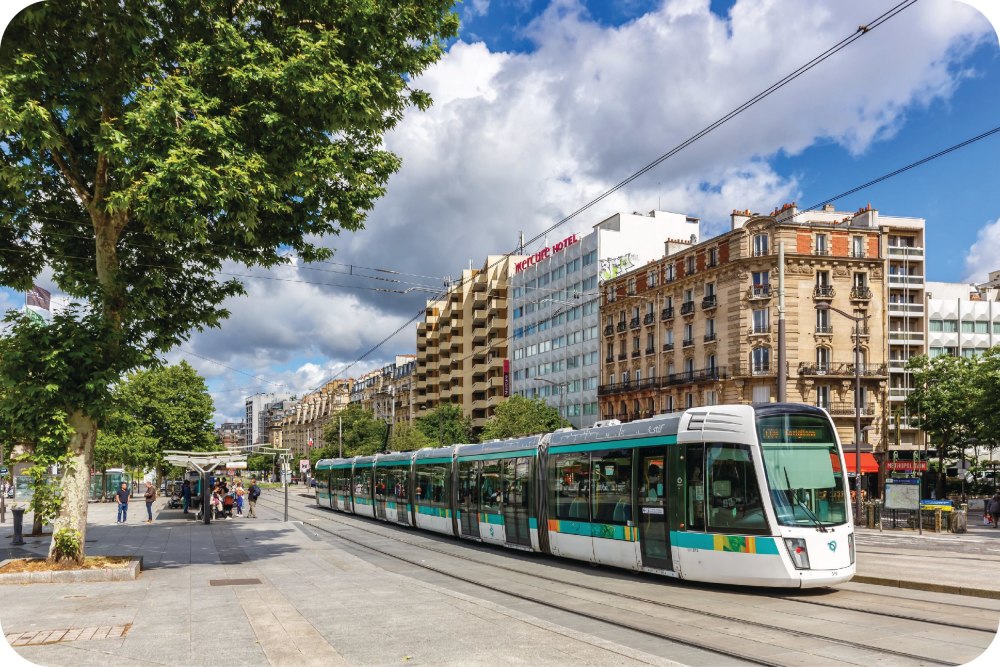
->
925, 276, 1000, 359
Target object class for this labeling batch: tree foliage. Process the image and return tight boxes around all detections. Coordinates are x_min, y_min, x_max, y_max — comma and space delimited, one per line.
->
415, 404, 474, 447
322, 404, 387, 457
389, 422, 433, 451
479, 395, 570, 441
0, 0, 458, 557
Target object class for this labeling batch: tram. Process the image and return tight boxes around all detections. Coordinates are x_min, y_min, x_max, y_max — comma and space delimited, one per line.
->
315, 403, 855, 588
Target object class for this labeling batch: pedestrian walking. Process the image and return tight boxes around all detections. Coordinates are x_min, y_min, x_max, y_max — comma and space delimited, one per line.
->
144, 481, 156, 523
115, 482, 130, 524
247, 477, 260, 518
988, 492, 1000, 529
182, 480, 192, 514
235, 481, 245, 516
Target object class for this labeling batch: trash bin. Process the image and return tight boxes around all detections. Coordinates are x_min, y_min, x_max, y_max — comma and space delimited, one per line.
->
949, 508, 967, 533
12, 507, 25, 545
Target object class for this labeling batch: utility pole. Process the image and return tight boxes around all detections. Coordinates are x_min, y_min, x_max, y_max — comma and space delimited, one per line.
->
777, 241, 787, 402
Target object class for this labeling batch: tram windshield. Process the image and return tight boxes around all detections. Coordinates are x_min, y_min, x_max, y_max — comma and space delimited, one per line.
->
757, 413, 848, 527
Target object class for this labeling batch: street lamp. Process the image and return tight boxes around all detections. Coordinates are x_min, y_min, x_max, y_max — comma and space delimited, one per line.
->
535, 378, 569, 422
815, 301, 870, 524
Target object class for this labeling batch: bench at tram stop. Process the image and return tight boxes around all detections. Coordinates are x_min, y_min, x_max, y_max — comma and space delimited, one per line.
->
864, 499, 967, 533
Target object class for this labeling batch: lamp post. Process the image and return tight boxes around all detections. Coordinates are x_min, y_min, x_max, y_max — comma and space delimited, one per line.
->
815, 302, 870, 524
536, 378, 568, 423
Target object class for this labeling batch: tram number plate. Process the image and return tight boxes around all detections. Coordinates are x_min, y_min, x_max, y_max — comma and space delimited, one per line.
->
642, 507, 664, 515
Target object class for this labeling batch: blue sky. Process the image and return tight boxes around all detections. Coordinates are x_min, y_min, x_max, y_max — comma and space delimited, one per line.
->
3, 0, 999, 423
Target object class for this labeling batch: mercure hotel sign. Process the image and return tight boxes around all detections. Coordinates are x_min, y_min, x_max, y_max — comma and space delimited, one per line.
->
515, 233, 580, 273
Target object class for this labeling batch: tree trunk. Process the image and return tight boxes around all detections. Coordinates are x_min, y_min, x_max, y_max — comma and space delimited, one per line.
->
31, 513, 43, 536
48, 411, 97, 563
936, 445, 946, 500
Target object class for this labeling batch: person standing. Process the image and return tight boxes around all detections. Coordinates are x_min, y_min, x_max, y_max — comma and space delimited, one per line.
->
181, 480, 192, 514
144, 481, 156, 523
988, 492, 1000, 529
247, 478, 260, 518
235, 481, 245, 516
116, 482, 130, 524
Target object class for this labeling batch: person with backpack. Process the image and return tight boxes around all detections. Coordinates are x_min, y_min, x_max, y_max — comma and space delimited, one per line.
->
988, 492, 1000, 528
247, 477, 261, 518
144, 481, 157, 523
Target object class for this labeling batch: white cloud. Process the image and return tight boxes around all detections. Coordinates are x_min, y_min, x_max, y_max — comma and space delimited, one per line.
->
963, 217, 1000, 283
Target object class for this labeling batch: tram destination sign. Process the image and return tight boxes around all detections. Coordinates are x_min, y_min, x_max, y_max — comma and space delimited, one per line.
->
886, 461, 928, 472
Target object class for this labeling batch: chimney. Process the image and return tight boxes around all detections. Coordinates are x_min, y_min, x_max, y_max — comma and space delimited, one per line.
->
850, 203, 876, 227
731, 209, 752, 230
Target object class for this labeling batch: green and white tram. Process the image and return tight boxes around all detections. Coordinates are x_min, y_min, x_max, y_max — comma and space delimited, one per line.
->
315, 403, 855, 588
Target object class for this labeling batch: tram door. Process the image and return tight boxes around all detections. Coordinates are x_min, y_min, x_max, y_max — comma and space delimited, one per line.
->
458, 461, 481, 538
638, 449, 673, 571
374, 467, 388, 520
502, 457, 532, 547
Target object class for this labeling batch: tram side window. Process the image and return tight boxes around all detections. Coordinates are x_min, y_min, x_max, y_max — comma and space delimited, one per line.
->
353, 469, 369, 497
591, 450, 632, 525
706, 443, 767, 534
415, 464, 448, 507
553, 453, 590, 521
686, 445, 706, 531
480, 460, 502, 512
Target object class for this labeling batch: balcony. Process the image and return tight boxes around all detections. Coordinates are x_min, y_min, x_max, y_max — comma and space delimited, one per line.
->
662, 342, 674, 352
472, 308, 487, 324
813, 285, 835, 299
631, 350, 641, 358
888, 245, 924, 258
488, 298, 507, 314
813, 247, 831, 256
747, 284, 772, 300
733, 363, 777, 377
645, 347, 655, 355
680, 301, 696, 316
889, 387, 914, 401
605, 355, 614, 363
850, 286, 873, 301
617, 321, 627, 333
748, 325, 770, 336
704, 333, 717, 343
827, 402, 877, 417
661, 307, 674, 321
630, 317, 641, 330
702, 295, 718, 310
815, 325, 833, 335
889, 330, 924, 343
682, 338, 695, 347
617, 353, 627, 361
888, 274, 924, 287
604, 324, 614, 337
661, 366, 729, 386
644, 312, 655, 326
797, 362, 887, 377
888, 302, 924, 315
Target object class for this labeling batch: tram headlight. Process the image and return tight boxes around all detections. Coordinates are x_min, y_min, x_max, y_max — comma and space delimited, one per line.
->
783, 538, 811, 570
848, 532, 855, 565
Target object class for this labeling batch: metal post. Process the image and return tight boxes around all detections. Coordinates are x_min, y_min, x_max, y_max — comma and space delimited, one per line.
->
854, 318, 863, 525
283, 454, 289, 522
777, 241, 786, 402
338, 416, 343, 459
203, 470, 211, 525
12, 507, 25, 545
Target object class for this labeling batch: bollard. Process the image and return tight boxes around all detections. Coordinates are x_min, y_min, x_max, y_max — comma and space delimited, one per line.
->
11, 507, 25, 545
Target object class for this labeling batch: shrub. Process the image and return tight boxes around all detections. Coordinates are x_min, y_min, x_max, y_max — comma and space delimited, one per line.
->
51, 527, 82, 564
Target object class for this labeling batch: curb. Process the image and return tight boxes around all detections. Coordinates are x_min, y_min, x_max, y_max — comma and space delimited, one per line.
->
0, 556, 142, 585
852, 574, 1000, 600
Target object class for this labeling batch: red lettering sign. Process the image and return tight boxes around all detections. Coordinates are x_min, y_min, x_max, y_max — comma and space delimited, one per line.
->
886, 461, 928, 471
514, 234, 580, 273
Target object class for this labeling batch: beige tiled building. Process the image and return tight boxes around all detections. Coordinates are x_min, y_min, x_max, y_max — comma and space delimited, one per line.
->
350, 355, 417, 426
597, 203, 928, 453
276, 379, 351, 458
414, 255, 521, 429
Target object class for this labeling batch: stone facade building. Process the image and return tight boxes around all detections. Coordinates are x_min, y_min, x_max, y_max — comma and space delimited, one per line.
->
597, 203, 925, 453
276, 379, 351, 458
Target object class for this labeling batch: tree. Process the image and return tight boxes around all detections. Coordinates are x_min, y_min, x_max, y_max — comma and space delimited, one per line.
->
323, 405, 387, 457
479, 395, 570, 441
389, 422, 433, 451
0, 1, 458, 560
906, 354, 982, 498
415, 404, 474, 447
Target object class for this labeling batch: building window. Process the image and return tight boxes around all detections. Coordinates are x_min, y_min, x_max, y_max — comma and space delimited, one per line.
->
816, 308, 830, 332
665, 395, 674, 412
751, 347, 770, 374
752, 385, 771, 403
752, 308, 769, 333
665, 264, 675, 281
942, 319, 958, 333
853, 272, 867, 288
816, 385, 830, 409
961, 321, 975, 333
707, 247, 718, 267
816, 270, 830, 287
816, 347, 830, 372
752, 234, 769, 256
815, 234, 828, 254
705, 282, 716, 298
851, 235, 865, 258
627, 277, 636, 295
685, 393, 694, 409
706, 318, 716, 337
929, 319, 942, 332
647, 269, 658, 287
705, 390, 717, 406
648, 365, 656, 380
686, 255, 695, 274
752, 270, 769, 286
706, 354, 716, 372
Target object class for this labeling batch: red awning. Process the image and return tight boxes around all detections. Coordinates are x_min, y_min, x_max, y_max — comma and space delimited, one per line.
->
831, 453, 878, 474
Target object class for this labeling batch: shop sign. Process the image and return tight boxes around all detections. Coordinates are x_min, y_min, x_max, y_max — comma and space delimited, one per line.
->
514, 234, 579, 272
886, 461, 928, 471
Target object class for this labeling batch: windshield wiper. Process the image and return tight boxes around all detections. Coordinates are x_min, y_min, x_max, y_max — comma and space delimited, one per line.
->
784, 468, 828, 532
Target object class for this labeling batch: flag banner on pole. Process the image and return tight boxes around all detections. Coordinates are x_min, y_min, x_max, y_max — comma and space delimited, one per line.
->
26, 285, 51, 311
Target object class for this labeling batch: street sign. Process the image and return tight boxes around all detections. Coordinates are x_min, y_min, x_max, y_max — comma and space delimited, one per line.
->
0, 467, 7, 475
886, 461, 928, 472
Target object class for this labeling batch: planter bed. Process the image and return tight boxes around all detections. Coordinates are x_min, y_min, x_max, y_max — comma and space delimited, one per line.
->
0, 556, 141, 584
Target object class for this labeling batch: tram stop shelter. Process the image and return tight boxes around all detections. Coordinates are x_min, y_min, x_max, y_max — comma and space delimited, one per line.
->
163, 449, 247, 525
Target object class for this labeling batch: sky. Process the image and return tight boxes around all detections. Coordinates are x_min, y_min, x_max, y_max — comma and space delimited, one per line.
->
2, 0, 1000, 425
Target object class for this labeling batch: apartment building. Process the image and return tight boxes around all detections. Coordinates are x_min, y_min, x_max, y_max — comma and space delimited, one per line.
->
216, 422, 246, 449
350, 355, 417, 424
244, 392, 292, 448
509, 210, 701, 428
926, 276, 1000, 357
277, 379, 351, 458
414, 255, 520, 429
598, 203, 915, 454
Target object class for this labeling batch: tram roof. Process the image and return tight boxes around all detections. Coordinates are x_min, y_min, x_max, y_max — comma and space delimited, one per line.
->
414, 445, 455, 461
456, 435, 542, 458
548, 413, 683, 448
376, 451, 415, 465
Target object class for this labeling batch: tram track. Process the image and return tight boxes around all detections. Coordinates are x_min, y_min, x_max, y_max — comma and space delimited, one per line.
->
258, 492, 986, 666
